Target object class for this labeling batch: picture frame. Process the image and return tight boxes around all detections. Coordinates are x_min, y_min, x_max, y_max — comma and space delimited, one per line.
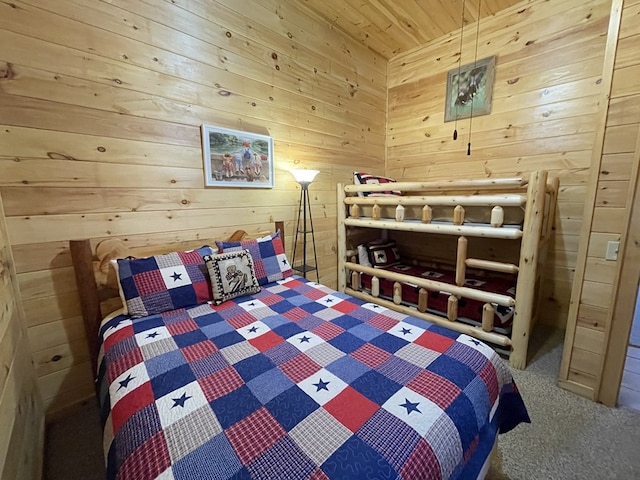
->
444, 56, 496, 123
201, 124, 274, 188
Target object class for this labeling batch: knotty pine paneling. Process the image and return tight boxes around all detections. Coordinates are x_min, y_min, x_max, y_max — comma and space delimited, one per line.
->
0, 0, 386, 416
562, 0, 640, 400
387, 0, 613, 329
0, 195, 44, 480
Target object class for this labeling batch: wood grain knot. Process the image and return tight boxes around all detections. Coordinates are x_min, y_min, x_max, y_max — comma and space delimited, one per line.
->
0, 62, 15, 80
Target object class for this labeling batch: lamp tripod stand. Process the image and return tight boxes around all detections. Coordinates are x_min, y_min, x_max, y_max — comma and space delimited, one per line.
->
291, 170, 319, 281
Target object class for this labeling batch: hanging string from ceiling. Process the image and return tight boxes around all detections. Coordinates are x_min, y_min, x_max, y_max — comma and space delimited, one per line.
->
467, 0, 483, 156
452, 0, 466, 142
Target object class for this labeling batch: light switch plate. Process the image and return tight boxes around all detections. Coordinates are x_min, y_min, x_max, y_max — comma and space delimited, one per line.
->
606, 241, 619, 261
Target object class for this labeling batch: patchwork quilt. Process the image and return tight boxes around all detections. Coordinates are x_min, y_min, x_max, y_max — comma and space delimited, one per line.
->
98, 276, 529, 480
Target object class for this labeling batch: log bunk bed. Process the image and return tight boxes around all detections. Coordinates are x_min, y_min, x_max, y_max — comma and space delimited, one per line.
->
338, 171, 559, 369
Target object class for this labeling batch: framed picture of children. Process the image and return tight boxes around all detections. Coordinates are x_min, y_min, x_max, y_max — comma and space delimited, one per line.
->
201, 124, 275, 188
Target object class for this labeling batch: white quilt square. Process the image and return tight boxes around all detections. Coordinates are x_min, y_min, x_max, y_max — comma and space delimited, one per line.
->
287, 331, 324, 352
386, 321, 425, 342
135, 326, 171, 346
297, 368, 347, 406
237, 321, 270, 340
161, 265, 191, 289
382, 386, 443, 437
156, 381, 208, 428
110, 363, 150, 407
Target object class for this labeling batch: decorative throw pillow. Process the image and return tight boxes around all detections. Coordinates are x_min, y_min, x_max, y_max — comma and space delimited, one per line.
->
354, 172, 402, 197
115, 246, 216, 318
367, 240, 401, 268
357, 244, 372, 268
204, 250, 261, 305
216, 230, 292, 286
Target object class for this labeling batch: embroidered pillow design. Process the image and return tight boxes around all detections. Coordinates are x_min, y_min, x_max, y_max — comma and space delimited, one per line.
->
204, 250, 261, 305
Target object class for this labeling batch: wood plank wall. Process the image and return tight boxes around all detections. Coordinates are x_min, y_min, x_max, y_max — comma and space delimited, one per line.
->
0, 0, 386, 416
387, 0, 613, 330
0, 195, 44, 480
560, 0, 640, 397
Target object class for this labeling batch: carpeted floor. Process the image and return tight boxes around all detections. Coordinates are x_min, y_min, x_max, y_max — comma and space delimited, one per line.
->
45, 326, 640, 480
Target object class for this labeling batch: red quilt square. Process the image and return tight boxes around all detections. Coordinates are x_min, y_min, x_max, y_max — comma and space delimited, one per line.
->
414, 331, 455, 353
351, 343, 392, 369
368, 315, 399, 331
279, 354, 322, 383
225, 407, 286, 464
198, 366, 244, 402
249, 331, 282, 352
282, 306, 309, 322
479, 362, 499, 404
108, 348, 143, 384
166, 318, 199, 336
312, 322, 345, 341
324, 387, 379, 433
400, 438, 441, 480
281, 277, 304, 288
259, 294, 284, 306
304, 288, 328, 301
103, 324, 135, 352
178, 249, 204, 264
407, 370, 460, 410
181, 340, 218, 362
309, 470, 330, 480
118, 430, 171, 480
227, 311, 259, 329
133, 269, 166, 295
192, 281, 211, 303
331, 300, 359, 314
111, 381, 155, 433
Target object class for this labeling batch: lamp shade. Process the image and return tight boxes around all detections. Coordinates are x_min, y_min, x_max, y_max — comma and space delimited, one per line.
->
290, 169, 319, 185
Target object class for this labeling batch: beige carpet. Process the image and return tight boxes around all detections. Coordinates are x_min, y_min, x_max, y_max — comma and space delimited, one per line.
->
45, 327, 640, 479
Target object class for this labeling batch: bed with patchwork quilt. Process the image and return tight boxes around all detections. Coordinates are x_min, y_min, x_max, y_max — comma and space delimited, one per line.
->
69, 226, 529, 480
98, 275, 529, 480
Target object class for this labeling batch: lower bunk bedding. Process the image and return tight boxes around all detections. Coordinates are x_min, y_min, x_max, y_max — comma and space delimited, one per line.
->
98, 275, 530, 480
359, 263, 517, 336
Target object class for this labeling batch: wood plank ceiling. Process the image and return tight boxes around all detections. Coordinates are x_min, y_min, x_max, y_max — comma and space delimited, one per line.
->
301, 0, 525, 58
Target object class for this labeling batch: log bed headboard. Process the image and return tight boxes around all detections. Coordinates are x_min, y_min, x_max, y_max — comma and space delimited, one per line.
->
70, 220, 285, 379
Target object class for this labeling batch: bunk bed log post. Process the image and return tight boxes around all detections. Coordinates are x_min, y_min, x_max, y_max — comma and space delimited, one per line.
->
447, 295, 458, 321
393, 282, 402, 305
422, 205, 432, 223
453, 205, 465, 225
510, 170, 548, 369
371, 276, 380, 297
69, 239, 101, 382
395, 204, 405, 222
337, 183, 347, 293
372, 203, 381, 221
351, 271, 361, 291
491, 206, 504, 228
418, 288, 428, 313
349, 204, 360, 218
456, 236, 468, 286
482, 303, 495, 332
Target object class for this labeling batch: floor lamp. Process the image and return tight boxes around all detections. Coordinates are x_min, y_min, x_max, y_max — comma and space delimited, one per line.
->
290, 169, 319, 281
